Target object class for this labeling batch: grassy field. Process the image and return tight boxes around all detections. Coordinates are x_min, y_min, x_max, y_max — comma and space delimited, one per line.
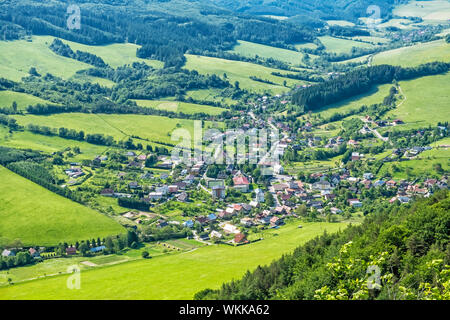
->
393, 0, 450, 21
184, 54, 304, 94
185, 89, 238, 106
132, 100, 226, 115
378, 141, 450, 179
313, 83, 394, 118
0, 220, 350, 299
0, 166, 124, 247
326, 20, 355, 27
0, 91, 58, 110
372, 39, 450, 67
0, 37, 92, 82
229, 40, 306, 65
318, 36, 374, 54
11, 113, 222, 145
381, 72, 450, 130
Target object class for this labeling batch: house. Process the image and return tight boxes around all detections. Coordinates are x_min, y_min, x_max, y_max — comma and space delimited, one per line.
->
168, 185, 179, 193
148, 192, 163, 200
90, 246, 106, 253
184, 174, 195, 185
28, 248, 40, 258
196, 216, 208, 225
183, 220, 194, 228
254, 188, 265, 203
258, 216, 271, 225
312, 180, 332, 191
100, 188, 114, 197
1, 249, 15, 257
351, 152, 362, 161
233, 233, 248, 244
177, 192, 189, 202
274, 164, 284, 175
331, 207, 342, 214
128, 182, 140, 189
233, 175, 250, 193
199, 233, 210, 241
386, 180, 397, 188
249, 200, 259, 208
363, 173, 374, 180
348, 199, 363, 207
223, 223, 240, 234
210, 230, 223, 239
240, 217, 253, 227
212, 185, 226, 199
208, 213, 217, 221
66, 247, 77, 255
155, 185, 169, 195
270, 216, 284, 226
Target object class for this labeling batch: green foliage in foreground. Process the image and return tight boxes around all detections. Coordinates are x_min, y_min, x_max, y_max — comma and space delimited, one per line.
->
196, 191, 450, 300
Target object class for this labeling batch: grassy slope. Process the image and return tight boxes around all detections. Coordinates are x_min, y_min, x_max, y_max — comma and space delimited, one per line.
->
372, 39, 450, 67
11, 113, 222, 145
184, 54, 304, 94
0, 166, 124, 247
229, 40, 306, 65
0, 37, 91, 82
132, 100, 226, 115
0, 91, 58, 110
318, 36, 374, 54
0, 221, 349, 299
393, 0, 450, 21
382, 72, 450, 130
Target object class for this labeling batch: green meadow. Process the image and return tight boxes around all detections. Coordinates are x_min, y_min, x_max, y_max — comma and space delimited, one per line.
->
0, 91, 57, 110
132, 100, 226, 115
372, 39, 450, 67
0, 166, 124, 247
0, 37, 91, 82
326, 20, 355, 27
229, 40, 307, 65
184, 54, 304, 94
0, 221, 349, 299
11, 113, 222, 145
318, 36, 374, 54
381, 72, 450, 130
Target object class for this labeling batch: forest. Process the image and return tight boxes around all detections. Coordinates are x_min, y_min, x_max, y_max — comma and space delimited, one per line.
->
196, 191, 450, 300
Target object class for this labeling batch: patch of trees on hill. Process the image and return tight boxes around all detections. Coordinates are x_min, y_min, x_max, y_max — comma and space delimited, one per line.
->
49, 39, 108, 68
196, 191, 450, 300
291, 62, 450, 111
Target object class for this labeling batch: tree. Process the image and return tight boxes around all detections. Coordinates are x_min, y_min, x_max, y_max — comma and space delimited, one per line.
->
142, 251, 150, 259
265, 192, 275, 207
79, 242, 89, 256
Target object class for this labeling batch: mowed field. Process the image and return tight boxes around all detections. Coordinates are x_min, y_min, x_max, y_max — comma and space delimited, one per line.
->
0, 221, 349, 299
372, 39, 450, 67
0, 91, 57, 110
318, 36, 374, 54
184, 54, 304, 94
132, 100, 226, 115
11, 113, 222, 145
0, 166, 124, 247
229, 40, 307, 65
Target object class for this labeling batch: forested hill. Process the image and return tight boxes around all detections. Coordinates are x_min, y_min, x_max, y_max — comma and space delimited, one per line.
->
203, 0, 398, 21
195, 191, 450, 300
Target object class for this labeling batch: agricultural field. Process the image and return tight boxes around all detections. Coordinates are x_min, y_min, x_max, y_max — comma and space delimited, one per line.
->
393, 0, 450, 21
372, 39, 450, 67
0, 91, 57, 110
318, 36, 374, 54
0, 221, 349, 299
184, 54, 305, 94
326, 20, 355, 27
229, 40, 307, 65
184, 89, 238, 106
132, 100, 226, 115
11, 113, 222, 145
0, 166, 124, 247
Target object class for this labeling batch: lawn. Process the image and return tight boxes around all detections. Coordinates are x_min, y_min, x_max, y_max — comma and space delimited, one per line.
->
11, 113, 222, 145
0, 221, 350, 299
132, 100, 226, 115
184, 54, 304, 94
229, 40, 307, 66
0, 166, 124, 247
318, 36, 374, 55
372, 39, 450, 67
0, 91, 57, 110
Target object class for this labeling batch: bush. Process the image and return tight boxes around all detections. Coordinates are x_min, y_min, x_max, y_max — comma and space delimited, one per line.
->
141, 251, 150, 259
